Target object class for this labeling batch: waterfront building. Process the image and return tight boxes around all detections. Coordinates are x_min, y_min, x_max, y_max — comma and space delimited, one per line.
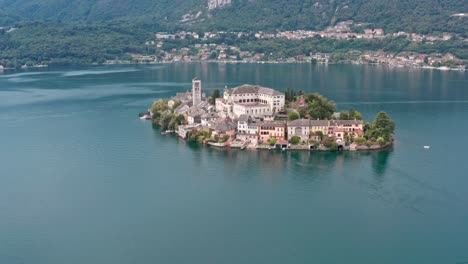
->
236, 115, 263, 144
287, 119, 312, 142
310, 120, 331, 136
258, 121, 287, 143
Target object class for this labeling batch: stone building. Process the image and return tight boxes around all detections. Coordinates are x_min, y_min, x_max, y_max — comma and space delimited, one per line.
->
216, 84, 285, 118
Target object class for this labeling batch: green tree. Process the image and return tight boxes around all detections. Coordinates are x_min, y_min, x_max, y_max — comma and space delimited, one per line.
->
288, 111, 299, 121
209, 89, 221, 105
339, 111, 350, 120
322, 137, 338, 150
150, 99, 169, 114
348, 108, 363, 120
306, 93, 336, 120
289, 135, 301, 145
354, 137, 366, 145
366, 112, 395, 142
268, 138, 277, 146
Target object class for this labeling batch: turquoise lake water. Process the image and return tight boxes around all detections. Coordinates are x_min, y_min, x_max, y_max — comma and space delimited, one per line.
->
0, 63, 467, 263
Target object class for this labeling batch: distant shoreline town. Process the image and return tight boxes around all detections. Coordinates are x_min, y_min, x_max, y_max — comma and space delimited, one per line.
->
142, 78, 395, 152
1, 19, 465, 71
120, 20, 466, 71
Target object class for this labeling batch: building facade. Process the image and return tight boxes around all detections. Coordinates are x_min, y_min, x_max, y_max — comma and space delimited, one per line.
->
258, 121, 286, 142
217, 84, 285, 118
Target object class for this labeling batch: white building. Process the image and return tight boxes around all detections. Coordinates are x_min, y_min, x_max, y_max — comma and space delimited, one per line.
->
216, 84, 285, 118
236, 115, 262, 144
237, 115, 263, 135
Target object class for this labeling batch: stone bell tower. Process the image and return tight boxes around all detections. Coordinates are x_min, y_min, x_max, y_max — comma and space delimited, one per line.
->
192, 77, 202, 106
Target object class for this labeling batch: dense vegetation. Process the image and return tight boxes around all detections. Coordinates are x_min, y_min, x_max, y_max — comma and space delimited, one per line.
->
150, 99, 186, 131
0, 0, 466, 67
365, 112, 396, 144
0, 0, 465, 35
0, 22, 155, 68
187, 129, 229, 144
239, 37, 468, 61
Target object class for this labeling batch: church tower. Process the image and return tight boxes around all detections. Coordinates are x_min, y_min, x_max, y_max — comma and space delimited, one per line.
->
192, 77, 202, 106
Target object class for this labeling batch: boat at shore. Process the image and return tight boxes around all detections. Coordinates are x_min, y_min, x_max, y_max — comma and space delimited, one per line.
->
161, 130, 174, 135
138, 111, 152, 120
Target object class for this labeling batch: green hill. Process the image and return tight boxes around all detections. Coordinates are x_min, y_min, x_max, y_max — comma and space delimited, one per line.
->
0, 0, 466, 34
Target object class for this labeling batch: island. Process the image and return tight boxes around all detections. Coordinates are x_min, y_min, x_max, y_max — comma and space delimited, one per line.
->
144, 77, 395, 151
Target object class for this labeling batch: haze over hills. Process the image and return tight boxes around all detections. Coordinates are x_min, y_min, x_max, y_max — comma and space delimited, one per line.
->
0, 0, 466, 34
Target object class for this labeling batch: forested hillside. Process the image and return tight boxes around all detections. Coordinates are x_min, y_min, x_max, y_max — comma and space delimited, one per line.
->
0, 0, 466, 34
0, 0, 466, 68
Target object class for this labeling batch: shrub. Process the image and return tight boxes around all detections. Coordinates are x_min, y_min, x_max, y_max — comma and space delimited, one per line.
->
289, 135, 301, 145
322, 137, 338, 150
288, 111, 299, 121
268, 138, 277, 146
354, 137, 366, 145
377, 137, 386, 146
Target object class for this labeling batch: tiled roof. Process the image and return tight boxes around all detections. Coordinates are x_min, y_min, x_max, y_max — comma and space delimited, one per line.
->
227, 84, 284, 96
259, 120, 286, 127
332, 120, 364, 126
287, 119, 311, 127
188, 109, 206, 117
201, 112, 219, 119
237, 115, 249, 122
310, 120, 330, 126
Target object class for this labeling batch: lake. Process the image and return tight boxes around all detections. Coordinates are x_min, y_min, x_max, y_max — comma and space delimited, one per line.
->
0, 63, 467, 264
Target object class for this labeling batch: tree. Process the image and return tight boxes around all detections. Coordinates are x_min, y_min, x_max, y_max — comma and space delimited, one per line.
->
171, 100, 182, 110
306, 93, 336, 120
348, 108, 363, 120
209, 89, 221, 105
339, 111, 350, 120
268, 138, 277, 146
150, 99, 168, 114
284, 87, 296, 102
288, 111, 299, 121
339, 108, 362, 120
322, 137, 338, 150
354, 137, 366, 145
314, 131, 324, 141
289, 135, 301, 145
209, 51, 217, 60
366, 112, 395, 142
